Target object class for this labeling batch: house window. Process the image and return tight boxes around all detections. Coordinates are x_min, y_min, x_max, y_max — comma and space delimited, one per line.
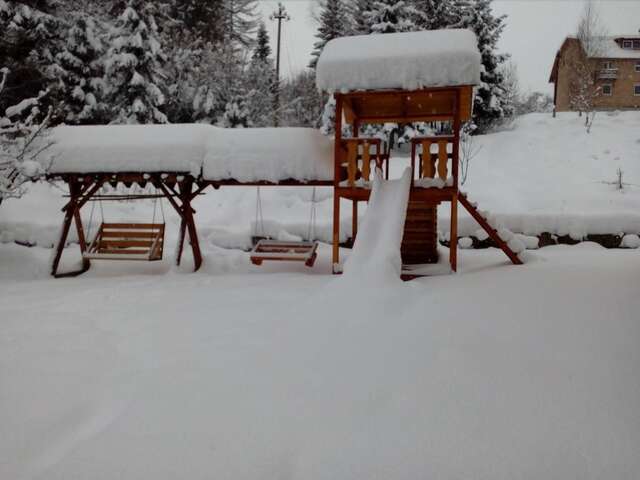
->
623, 40, 633, 49
636, 62, 640, 73
602, 84, 613, 96
602, 60, 615, 70
635, 84, 640, 96
634, 40, 640, 49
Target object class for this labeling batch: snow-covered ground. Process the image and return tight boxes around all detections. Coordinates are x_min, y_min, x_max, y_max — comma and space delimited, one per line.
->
1, 243, 639, 479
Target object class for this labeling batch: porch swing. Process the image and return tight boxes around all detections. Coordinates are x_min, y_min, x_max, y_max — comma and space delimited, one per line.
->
250, 186, 319, 267
83, 187, 166, 262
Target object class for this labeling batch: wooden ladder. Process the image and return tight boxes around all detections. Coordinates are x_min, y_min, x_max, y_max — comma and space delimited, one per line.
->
458, 193, 523, 265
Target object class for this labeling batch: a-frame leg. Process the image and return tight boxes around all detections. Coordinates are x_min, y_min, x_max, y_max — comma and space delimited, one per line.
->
332, 188, 340, 273
176, 179, 203, 271
51, 180, 92, 278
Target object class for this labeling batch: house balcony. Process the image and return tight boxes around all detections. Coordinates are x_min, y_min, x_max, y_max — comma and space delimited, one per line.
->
598, 68, 618, 80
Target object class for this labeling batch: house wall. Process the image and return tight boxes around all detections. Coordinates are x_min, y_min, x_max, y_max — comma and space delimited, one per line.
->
554, 38, 640, 111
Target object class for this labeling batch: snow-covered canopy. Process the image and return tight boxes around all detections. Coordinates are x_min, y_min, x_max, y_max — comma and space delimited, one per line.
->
48, 125, 334, 182
316, 29, 481, 93
49, 125, 210, 175
203, 128, 334, 183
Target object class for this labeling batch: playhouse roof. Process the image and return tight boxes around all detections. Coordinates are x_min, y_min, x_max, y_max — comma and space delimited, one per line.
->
315, 29, 482, 93
48, 125, 334, 183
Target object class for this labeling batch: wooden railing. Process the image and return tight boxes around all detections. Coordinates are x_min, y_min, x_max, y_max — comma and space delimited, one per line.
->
410, 135, 455, 183
340, 138, 383, 187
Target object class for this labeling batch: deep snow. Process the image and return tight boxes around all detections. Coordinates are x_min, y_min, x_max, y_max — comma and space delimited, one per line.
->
1, 243, 639, 479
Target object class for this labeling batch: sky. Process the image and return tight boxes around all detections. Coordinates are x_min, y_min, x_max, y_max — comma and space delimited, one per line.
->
256, 0, 640, 94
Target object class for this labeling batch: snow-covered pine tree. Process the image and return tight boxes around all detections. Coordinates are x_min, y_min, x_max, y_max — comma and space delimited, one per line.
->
52, 13, 108, 124
246, 22, 276, 127
170, 0, 226, 44
280, 70, 324, 127
220, 94, 251, 128
0, 0, 62, 117
412, 0, 455, 30
452, 0, 511, 132
252, 21, 272, 62
104, 0, 168, 124
308, 0, 348, 69
365, 0, 417, 34
223, 0, 258, 49
349, 0, 374, 35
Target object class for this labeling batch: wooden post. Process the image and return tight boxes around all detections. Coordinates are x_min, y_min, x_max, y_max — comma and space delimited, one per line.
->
178, 178, 202, 271
51, 177, 94, 277
450, 89, 462, 272
332, 94, 343, 272
352, 200, 358, 243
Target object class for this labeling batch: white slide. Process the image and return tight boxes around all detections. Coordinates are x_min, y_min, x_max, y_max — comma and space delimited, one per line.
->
342, 168, 412, 281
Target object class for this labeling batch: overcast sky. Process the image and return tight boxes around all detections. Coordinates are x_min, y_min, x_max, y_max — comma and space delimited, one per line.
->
256, 0, 640, 94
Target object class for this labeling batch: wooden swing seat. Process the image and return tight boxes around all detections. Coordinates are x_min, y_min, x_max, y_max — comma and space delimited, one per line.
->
84, 223, 165, 261
250, 239, 319, 267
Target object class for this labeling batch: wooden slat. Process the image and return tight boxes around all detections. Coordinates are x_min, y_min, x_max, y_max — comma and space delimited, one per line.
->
346, 142, 357, 187
421, 140, 434, 178
98, 240, 156, 248
361, 142, 371, 181
102, 223, 164, 229
437, 140, 449, 180
93, 249, 153, 255
100, 230, 162, 239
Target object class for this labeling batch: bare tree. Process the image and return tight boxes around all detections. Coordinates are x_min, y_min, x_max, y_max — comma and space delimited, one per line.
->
0, 68, 53, 206
569, 0, 608, 132
460, 122, 481, 186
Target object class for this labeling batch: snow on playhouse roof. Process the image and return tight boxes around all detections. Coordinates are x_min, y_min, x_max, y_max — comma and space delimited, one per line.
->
49, 124, 334, 182
316, 29, 481, 93
202, 127, 334, 183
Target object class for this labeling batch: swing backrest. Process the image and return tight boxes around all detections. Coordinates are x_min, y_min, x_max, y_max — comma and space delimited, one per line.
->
86, 223, 165, 261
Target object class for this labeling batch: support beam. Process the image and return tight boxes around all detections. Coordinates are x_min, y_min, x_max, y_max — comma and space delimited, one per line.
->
51, 179, 94, 277
178, 179, 203, 271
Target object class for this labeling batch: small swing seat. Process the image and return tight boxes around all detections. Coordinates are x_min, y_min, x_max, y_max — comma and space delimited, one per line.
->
84, 223, 165, 261
250, 239, 319, 267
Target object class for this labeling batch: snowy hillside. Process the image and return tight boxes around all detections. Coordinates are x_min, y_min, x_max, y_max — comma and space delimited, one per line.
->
458, 111, 640, 237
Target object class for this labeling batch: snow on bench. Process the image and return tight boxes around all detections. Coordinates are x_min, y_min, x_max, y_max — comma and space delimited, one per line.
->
49, 124, 210, 175
48, 125, 334, 182
316, 29, 481, 93
202, 127, 334, 183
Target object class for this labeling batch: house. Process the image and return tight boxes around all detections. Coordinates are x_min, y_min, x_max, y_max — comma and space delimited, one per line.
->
549, 35, 640, 112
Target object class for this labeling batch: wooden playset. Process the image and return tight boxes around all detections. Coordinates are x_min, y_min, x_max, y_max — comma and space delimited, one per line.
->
46, 29, 523, 278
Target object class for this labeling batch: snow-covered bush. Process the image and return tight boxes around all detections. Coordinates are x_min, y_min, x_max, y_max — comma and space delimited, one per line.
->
0, 68, 52, 204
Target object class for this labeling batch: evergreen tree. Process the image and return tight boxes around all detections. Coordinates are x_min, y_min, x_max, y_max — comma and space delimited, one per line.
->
280, 70, 324, 127
252, 21, 271, 62
170, 0, 225, 44
0, 1, 62, 117
349, 0, 374, 34
246, 23, 276, 126
223, 0, 258, 48
453, 0, 511, 132
308, 0, 347, 69
53, 13, 108, 124
412, 0, 455, 30
104, 0, 168, 124
365, 0, 417, 34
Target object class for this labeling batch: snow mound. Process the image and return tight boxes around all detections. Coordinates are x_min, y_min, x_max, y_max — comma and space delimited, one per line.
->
620, 233, 640, 248
316, 29, 481, 92
202, 128, 334, 183
342, 168, 412, 282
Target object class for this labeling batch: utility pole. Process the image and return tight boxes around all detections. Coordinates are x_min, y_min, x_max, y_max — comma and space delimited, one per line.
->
270, 2, 290, 127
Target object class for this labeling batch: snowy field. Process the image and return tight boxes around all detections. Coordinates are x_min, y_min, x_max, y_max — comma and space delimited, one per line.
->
1, 243, 639, 479
1, 111, 640, 478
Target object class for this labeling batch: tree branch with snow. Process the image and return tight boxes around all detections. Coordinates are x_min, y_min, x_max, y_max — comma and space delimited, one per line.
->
0, 68, 53, 205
